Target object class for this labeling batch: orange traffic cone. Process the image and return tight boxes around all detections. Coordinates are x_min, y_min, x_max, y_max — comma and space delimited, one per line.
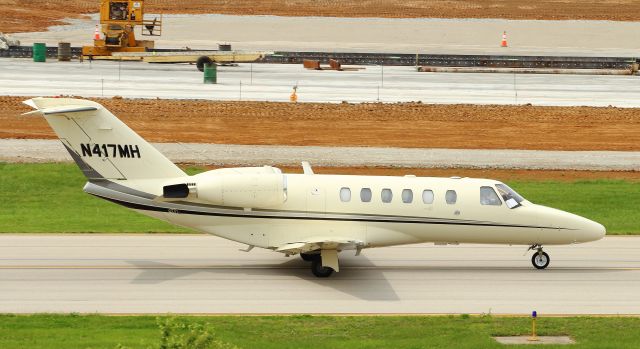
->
93, 25, 101, 40
501, 31, 508, 47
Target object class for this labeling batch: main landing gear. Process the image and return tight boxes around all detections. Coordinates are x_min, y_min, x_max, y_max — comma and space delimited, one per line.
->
301, 252, 334, 277
528, 244, 550, 269
300, 252, 317, 262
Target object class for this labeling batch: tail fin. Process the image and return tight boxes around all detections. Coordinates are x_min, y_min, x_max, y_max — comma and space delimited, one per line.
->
24, 97, 185, 180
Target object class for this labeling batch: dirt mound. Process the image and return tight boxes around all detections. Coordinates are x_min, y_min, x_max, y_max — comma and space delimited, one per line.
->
0, 0, 95, 33
2, 96, 639, 151
3, 1, 640, 34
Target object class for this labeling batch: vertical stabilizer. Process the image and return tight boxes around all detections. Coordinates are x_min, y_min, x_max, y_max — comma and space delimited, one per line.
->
24, 97, 185, 180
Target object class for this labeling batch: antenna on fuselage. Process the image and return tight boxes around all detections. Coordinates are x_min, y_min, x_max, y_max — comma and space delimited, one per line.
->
301, 161, 314, 175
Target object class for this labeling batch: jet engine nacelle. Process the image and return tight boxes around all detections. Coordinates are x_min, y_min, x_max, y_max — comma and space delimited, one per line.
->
197, 173, 286, 208
162, 167, 287, 209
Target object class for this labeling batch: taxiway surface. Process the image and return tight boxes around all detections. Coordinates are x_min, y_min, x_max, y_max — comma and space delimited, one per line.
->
12, 14, 640, 56
2, 59, 640, 107
0, 235, 638, 314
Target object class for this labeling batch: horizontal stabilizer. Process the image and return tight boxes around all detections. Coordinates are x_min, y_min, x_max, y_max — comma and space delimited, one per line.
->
22, 105, 99, 116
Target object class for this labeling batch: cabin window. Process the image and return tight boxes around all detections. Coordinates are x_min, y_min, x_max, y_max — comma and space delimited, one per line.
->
360, 188, 372, 202
480, 186, 502, 206
495, 184, 525, 209
381, 188, 393, 203
339, 187, 351, 202
422, 190, 434, 204
445, 190, 457, 204
402, 189, 413, 203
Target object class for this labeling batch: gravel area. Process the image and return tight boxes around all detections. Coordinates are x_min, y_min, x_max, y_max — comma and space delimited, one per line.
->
2, 139, 638, 171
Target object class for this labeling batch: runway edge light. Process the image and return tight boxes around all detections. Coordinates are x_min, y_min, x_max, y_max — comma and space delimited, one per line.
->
528, 310, 539, 342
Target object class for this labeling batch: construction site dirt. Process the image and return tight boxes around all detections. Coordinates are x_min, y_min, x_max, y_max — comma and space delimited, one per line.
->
2, 96, 639, 152
3, 0, 640, 34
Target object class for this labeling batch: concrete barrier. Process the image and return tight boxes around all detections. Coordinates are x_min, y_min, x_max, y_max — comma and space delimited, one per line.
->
417, 66, 634, 75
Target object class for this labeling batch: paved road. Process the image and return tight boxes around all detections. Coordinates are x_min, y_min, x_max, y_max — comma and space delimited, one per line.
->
1, 139, 639, 170
2, 59, 640, 106
11, 14, 640, 56
0, 235, 637, 314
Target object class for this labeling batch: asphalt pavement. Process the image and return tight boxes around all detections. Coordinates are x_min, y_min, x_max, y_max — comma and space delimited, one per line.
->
0, 235, 637, 314
2, 59, 640, 106
12, 14, 640, 56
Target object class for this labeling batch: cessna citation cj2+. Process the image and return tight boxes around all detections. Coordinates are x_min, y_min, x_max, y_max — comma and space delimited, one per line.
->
25, 98, 606, 277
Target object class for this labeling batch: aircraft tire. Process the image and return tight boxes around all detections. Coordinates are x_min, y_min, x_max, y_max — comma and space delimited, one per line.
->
300, 252, 319, 262
311, 259, 334, 278
532, 251, 550, 269
196, 56, 213, 72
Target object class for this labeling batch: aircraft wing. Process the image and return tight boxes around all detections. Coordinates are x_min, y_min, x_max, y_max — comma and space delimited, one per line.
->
276, 238, 365, 255
276, 238, 364, 272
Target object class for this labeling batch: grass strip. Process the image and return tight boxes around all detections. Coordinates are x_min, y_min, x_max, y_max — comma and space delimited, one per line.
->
0, 314, 638, 349
1, 163, 638, 234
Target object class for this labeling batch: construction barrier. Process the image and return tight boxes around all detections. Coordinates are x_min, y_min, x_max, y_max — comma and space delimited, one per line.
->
2, 46, 638, 74
417, 66, 634, 75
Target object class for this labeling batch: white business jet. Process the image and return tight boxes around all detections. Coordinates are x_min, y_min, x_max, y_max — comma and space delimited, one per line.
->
24, 98, 605, 277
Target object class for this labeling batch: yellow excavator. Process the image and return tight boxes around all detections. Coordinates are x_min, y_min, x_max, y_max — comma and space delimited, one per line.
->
82, 0, 162, 58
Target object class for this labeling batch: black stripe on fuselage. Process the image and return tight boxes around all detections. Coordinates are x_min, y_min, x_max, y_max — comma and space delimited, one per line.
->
92, 193, 569, 230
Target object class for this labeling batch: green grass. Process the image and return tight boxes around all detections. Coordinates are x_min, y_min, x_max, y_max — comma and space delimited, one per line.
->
0, 163, 192, 233
0, 314, 639, 349
1, 163, 639, 234
509, 180, 640, 234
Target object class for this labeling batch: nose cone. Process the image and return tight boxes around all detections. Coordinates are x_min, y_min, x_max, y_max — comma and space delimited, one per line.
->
574, 217, 606, 243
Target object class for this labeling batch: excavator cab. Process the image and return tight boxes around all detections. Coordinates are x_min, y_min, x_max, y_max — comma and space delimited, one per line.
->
109, 2, 130, 21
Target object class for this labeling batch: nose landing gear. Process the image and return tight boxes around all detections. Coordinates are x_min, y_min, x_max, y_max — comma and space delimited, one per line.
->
528, 244, 550, 269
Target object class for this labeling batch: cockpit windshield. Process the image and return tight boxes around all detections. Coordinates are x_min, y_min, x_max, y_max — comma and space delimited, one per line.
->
495, 183, 526, 209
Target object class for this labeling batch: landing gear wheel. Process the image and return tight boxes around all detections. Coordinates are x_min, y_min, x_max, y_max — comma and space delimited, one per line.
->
532, 251, 550, 269
311, 259, 334, 278
300, 253, 318, 262
196, 56, 213, 72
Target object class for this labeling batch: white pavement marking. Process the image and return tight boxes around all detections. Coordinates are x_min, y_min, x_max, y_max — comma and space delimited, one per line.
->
1, 139, 639, 170
3, 59, 640, 106
0, 235, 637, 314
12, 14, 640, 56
